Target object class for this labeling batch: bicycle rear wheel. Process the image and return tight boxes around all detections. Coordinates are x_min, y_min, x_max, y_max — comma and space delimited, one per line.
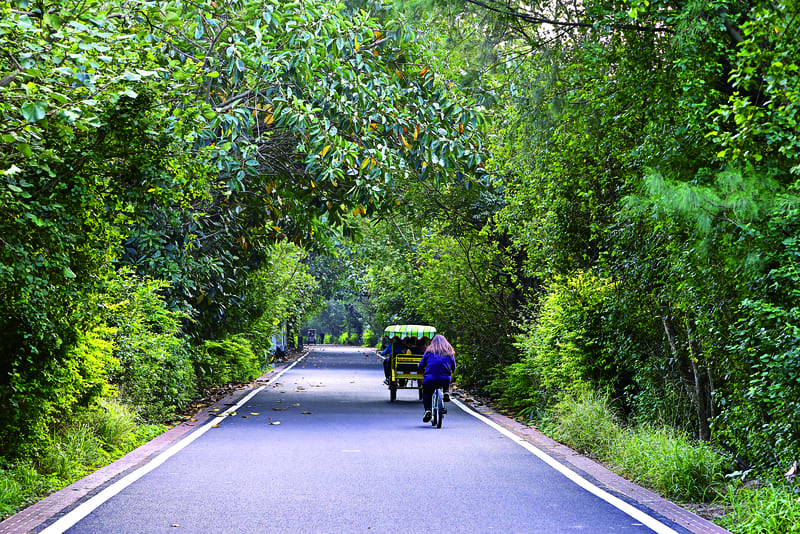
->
432, 388, 444, 428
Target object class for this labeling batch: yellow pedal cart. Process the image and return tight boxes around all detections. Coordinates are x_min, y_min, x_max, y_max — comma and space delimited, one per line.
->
382, 324, 436, 402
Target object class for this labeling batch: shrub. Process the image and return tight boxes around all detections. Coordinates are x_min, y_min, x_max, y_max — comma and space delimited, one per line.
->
362, 328, 376, 347
98, 273, 195, 422
489, 361, 543, 418
115, 339, 196, 422
194, 334, 261, 387
512, 272, 618, 410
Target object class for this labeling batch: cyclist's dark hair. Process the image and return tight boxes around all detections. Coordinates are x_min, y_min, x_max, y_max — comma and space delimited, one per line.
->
425, 334, 454, 357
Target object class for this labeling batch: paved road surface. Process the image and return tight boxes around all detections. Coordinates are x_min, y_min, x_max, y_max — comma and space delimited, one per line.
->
40, 346, 694, 534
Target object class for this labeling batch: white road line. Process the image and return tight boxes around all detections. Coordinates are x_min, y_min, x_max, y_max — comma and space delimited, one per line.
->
452, 398, 679, 534
40, 355, 308, 534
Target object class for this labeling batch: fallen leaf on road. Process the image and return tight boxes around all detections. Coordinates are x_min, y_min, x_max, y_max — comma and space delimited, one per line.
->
293, 403, 300, 407
241, 416, 249, 418
272, 407, 286, 411
250, 412, 260, 415
269, 421, 281, 425
212, 424, 220, 428
301, 411, 312, 414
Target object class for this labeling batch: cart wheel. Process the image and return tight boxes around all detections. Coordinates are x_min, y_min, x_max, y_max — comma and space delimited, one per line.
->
390, 384, 397, 402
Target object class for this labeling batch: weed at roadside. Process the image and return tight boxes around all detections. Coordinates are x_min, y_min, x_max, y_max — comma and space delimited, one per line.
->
0, 401, 166, 521
542, 391, 729, 501
611, 425, 727, 501
720, 483, 800, 534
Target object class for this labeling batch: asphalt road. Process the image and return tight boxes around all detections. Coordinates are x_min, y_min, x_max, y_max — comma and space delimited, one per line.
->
46, 346, 693, 534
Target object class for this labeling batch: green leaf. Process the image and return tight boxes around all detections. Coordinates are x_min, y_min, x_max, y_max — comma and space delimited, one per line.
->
16, 143, 33, 157
21, 101, 47, 122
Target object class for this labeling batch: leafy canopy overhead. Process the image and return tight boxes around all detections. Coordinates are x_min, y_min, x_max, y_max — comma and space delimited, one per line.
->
2, 0, 487, 240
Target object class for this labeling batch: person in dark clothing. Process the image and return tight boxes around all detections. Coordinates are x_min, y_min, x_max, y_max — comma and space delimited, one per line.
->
381, 339, 409, 384
417, 334, 456, 422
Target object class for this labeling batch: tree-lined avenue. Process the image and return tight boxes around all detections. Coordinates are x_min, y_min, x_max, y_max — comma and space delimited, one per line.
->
42, 346, 689, 534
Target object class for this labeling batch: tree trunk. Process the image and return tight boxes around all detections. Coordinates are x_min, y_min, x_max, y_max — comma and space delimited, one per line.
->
686, 319, 713, 441
660, 305, 714, 441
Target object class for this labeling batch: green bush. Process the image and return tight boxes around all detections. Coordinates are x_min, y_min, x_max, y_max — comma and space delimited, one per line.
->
194, 334, 261, 387
511, 272, 619, 410
0, 325, 118, 456
362, 328, 376, 347
489, 361, 543, 418
96, 273, 195, 422
721, 483, 800, 534
116, 339, 196, 422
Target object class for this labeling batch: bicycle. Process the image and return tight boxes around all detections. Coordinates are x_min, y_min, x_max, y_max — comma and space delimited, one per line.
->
430, 387, 445, 429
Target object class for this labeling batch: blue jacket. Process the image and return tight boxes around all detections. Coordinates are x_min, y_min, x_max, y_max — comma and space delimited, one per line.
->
381, 341, 408, 356
417, 351, 456, 384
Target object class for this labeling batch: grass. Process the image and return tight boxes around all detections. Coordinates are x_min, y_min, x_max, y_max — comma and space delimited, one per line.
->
720, 483, 800, 534
543, 390, 728, 501
539, 390, 800, 533
611, 424, 726, 501
0, 400, 166, 521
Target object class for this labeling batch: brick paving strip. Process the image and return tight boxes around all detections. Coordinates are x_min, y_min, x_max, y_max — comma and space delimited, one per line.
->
2, 356, 731, 534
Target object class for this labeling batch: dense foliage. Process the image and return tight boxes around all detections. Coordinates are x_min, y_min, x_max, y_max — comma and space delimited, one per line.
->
353, 0, 800, 477
1, 0, 482, 459
2, 0, 800, 524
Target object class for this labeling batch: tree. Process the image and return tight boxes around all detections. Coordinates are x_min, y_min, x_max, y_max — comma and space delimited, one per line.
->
0, 0, 488, 452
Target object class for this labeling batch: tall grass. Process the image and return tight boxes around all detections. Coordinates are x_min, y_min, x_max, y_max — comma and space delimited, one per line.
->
544, 389, 621, 457
612, 425, 726, 501
720, 483, 800, 534
0, 400, 165, 521
0, 462, 56, 519
543, 390, 729, 501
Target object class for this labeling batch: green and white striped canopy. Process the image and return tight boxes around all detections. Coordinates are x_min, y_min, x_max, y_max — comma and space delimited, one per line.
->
383, 324, 436, 341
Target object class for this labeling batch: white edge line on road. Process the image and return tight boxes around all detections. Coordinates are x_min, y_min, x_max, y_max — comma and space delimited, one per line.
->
452, 398, 679, 534
39, 354, 308, 534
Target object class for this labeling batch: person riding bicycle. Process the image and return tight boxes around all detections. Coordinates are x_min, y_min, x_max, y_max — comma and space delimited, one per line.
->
417, 334, 456, 423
